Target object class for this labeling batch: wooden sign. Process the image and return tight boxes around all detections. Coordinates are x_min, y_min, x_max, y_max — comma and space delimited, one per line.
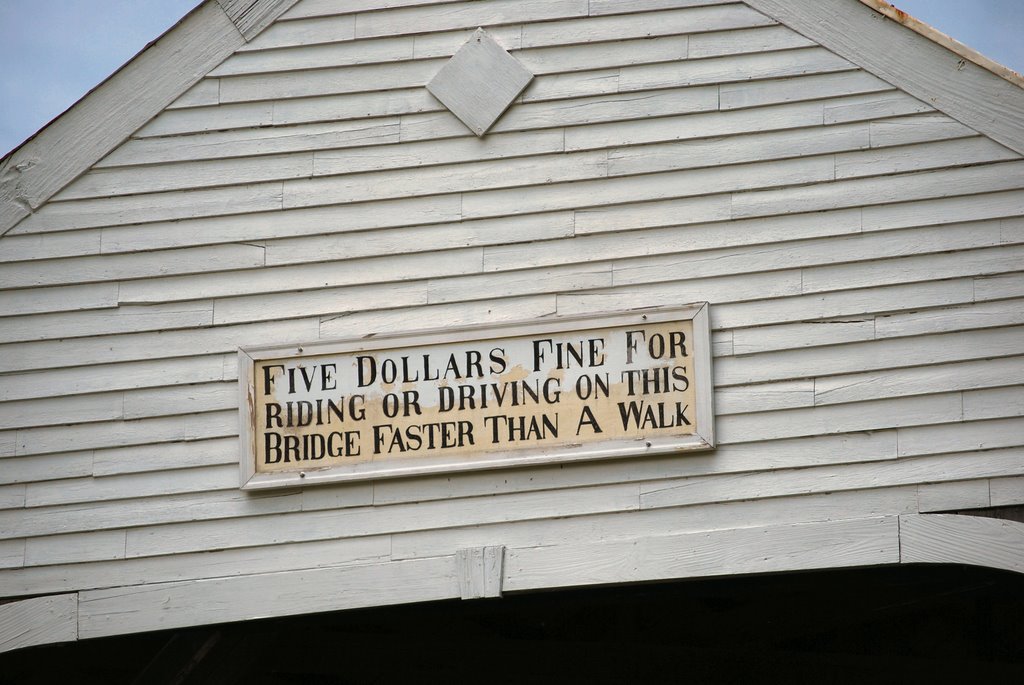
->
238, 305, 714, 488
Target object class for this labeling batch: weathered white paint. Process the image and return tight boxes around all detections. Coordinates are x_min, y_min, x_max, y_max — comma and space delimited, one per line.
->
1, 0, 1023, 652
0, 593, 77, 654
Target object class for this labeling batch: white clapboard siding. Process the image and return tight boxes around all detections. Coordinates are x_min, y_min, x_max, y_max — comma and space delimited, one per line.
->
719, 69, 889, 110
118, 483, 640, 560
98, 119, 402, 167
0, 355, 234, 403
991, 476, 1024, 507
0, 303, 214, 345
0, 318, 319, 375
10, 410, 239, 458
918, 480, 992, 513
136, 88, 437, 138
715, 278, 983, 337
728, 297, 1024, 356
814, 356, 1024, 407
119, 247, 483, 305
899, 416, 1024, 458
4, 0, 1024, 635
92, 437, 239, 477
0, 230, 102, 263
715, 326, 1024, 387
0, 534, 391, 598
0, 453, 94, 487
393, 486, 915, 562
638, 447, 1024, 510
4, 489, 309, 544
0, 244, 265, 286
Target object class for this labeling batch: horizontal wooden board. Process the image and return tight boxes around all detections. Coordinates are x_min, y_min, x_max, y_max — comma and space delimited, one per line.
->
135, 88, 438, 138
504, 517, 899, 591
2, 488, 309, 543
898, 417, 1024, 458
0, 452, 94, 486
11, 411, 239, 458
715, 326, 1024, 387
0, 354, 233, 402
0, 594, 77, 653
319, 294, 559, 339
100, 118, 401, 167
616, 46, 852, 93
464, 155, 837, 219
900, 514, 1024, 574
0, 392, 124, 431
0, 230, 101, 263
991, 476, 1024, 507
0, 244, 265, 288
0, 318, 319, 376
17, 183, 286, 234
92, 436, 239, 477
0, 534, 391, 598
917, 480, 990, 513
814, 356, 1024, 407
218, 58, 446, 104
728, 297, 1024, 357
393, 485, 916, 562
266, 212, 573, 267
0, 283, 118, 318
834, 136, 1019, 179
0, 303, 214, 347
720, 69, 888, 110
639, 447, 1024, 510
78, 556, 458, 639
118, 247, 482, 305
732, 161, 1024, 220
374, 430, 897, 506
119, 484, 640, 560
716, 393, 963, 444
24, 465, 239, 509
99, 195, 462, 253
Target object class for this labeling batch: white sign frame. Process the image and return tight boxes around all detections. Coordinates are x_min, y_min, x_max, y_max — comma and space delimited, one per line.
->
239, 304, 714, 489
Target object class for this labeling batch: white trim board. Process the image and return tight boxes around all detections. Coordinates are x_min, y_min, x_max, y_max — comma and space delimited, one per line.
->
0, 0, 300, 237
745, 0, 1024, 155
1, 514, 1019, 651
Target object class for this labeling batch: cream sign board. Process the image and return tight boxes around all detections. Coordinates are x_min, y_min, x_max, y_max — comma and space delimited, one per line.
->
239, 306, 713, 489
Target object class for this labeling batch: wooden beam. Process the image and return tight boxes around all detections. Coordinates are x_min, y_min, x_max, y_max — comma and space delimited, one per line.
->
0, 593, 78, 654
744, 0, 1024, 155
503, 517, 901, 592
216, 0, 302, 40
900, 514, 1024, 574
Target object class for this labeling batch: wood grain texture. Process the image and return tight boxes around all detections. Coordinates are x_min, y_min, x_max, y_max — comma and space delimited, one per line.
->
0, 593, 77, 653
216, 0, 301, 40
78, 556, 458, 638
504, 517, 900, 591
900, 514, 1024, 574
744, 0, 1024, 154
456, 545, 504, 599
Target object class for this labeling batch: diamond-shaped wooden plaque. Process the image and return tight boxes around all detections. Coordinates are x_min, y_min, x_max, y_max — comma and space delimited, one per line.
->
426, 28, 534, 136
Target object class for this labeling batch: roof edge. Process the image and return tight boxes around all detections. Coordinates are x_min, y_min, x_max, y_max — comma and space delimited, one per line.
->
0, 0, 300, 238
861, 0, 1024, 89
745, 0, 1024, 157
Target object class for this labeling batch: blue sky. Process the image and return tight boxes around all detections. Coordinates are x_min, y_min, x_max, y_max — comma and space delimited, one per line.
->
1, 0, 1023, 157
